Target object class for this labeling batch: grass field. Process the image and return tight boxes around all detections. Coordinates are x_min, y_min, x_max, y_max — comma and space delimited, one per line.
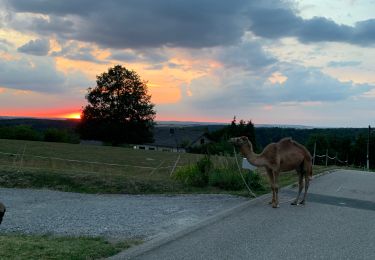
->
0, 138, 207, 193
0, 234, 141, 260
0, 138, 340, 195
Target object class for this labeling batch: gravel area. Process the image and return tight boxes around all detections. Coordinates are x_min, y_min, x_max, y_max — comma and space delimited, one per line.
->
0, 188, 247, 240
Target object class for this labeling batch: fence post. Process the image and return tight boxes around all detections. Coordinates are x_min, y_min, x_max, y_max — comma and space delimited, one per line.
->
367, 125, 370, 171
312, 142, 316, 166
325, 149, 328, 167
335, 152, 338, 165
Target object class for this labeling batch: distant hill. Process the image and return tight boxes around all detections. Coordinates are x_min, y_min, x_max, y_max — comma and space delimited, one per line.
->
0, 118, 79, 131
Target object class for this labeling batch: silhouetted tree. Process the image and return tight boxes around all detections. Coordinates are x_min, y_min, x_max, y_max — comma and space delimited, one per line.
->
190, 117, 256, 155
78, 65, 156, 144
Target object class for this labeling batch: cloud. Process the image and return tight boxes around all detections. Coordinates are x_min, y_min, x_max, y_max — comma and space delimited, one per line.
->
4, 0, 250, 49
327, 61, 362, 67
0, 38, 13, 51
3, 0, 374, 49
246, 3, 375, 46
180, 65, 373, 111
51, 41, 104, 63
216, 40, 277, 71
0, 56, 90, 93
17, 38, 50, 56
109, 49, 169, 64
247, 5, 301, 39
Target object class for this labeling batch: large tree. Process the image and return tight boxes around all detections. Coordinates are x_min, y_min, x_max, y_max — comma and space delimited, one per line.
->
78, 65, 156, 144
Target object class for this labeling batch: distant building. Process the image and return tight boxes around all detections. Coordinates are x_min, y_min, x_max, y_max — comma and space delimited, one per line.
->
133, 126, 213, 152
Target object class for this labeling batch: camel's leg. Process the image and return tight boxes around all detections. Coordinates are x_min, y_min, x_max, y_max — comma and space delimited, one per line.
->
266, 169, 275, 205
0, 203, 5, 225
291, 171, 303, 205
272, 171, 279, 208
299, 175, 310, 205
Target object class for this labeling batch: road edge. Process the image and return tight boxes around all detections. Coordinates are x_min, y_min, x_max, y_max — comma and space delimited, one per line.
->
107, 169, 337, 259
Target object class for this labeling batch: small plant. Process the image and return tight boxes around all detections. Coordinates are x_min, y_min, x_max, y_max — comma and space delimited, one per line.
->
173, 155, 212, 187
209, 168, 245, 190
246, 171, 266, 192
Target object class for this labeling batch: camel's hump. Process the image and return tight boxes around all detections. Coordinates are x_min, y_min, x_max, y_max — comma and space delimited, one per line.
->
279, 137, 293, 143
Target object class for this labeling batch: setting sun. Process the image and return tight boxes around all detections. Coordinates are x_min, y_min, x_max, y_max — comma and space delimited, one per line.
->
62, 112, 81, 119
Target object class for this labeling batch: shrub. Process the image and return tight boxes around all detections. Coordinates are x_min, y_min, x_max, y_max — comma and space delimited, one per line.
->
173, 156, 212, 187
173, 165, 208, 187
209, 168, 245, 190
0, 125, 41, 141
173, 155, 266, 192
44, 128, 80, 143
246, 171, 266, 192
209, 167, 266, 192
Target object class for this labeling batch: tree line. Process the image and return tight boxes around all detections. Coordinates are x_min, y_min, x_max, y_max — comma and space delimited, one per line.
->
255, 127, 375, 169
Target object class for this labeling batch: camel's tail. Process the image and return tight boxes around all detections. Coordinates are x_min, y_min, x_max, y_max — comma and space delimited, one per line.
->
302, 158, 313, 181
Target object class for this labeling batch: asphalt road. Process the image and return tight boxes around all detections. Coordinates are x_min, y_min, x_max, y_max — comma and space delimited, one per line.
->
117, 170, 375, 260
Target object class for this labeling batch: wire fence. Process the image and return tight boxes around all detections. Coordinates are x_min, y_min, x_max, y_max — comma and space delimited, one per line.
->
0, 150, 188, 177
313, 152, 348, 166
0, 150, 230, 177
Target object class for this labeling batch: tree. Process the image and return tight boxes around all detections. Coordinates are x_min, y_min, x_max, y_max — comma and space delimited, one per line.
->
78, 65, 156, 144
189, 117, 257, 155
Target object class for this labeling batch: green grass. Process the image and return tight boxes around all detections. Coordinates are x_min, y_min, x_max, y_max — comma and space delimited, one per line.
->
0, 138, 203, 194
0, 138, 348, 195
0, 234, 142, 260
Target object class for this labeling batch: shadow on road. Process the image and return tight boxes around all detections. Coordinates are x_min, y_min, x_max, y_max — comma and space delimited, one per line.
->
284, 190, 375, 212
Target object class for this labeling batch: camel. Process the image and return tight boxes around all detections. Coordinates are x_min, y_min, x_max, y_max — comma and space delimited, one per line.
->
0, 202, 5, 225
229, 136, 312, 208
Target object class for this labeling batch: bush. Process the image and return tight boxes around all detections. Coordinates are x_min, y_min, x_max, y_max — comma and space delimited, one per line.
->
44, 128, 80, 143
0, 125, 41, 141
246, 171, 266, 192
173, 155, 266, 192
209, 168, 245, 190
173, 165, 209, 187
173, 156, 211, 187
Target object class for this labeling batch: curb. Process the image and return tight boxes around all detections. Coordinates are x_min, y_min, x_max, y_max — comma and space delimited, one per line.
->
108, 169, 336, 259
107, 193, 271, 260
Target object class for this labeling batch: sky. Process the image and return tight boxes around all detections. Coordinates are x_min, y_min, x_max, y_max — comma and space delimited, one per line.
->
0, 0, 375, 127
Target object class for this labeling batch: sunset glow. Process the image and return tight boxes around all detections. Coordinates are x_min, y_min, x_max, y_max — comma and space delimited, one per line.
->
0, 0, 375, 127
61, 112, 81, 120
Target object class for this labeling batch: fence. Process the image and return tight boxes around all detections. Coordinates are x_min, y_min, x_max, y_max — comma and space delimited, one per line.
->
311, 140, 349, 167
313, 152, 348, 166
0, 150, 187, 177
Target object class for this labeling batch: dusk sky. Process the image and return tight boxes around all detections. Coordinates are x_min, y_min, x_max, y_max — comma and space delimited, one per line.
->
0, 0, 375, 127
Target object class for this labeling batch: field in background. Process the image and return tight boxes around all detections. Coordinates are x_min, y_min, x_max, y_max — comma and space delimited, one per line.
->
0, 139, 243, 194
0, 138, 342, 196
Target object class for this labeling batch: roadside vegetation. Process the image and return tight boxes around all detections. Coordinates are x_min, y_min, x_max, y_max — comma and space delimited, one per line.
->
0, 138, 346, 196
0, 234, 141, 260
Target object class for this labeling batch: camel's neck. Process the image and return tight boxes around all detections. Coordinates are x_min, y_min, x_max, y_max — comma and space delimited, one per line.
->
240, 141, 266, 167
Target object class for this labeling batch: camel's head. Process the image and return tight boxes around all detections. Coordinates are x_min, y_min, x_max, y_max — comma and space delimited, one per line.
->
228, 136, 249, 147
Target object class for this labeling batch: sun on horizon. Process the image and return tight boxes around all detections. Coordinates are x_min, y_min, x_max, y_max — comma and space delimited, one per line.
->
62, 112, 81, 119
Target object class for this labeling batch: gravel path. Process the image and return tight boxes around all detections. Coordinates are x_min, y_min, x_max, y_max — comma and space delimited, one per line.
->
0, 188, 246, 240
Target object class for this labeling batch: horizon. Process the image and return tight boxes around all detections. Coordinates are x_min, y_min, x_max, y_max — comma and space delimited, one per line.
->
0, 0, 375, 128
1, 115, 371, 129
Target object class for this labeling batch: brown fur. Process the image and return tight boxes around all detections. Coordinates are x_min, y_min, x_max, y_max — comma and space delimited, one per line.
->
229, 136, 312, 208
0, 202, 5, 225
